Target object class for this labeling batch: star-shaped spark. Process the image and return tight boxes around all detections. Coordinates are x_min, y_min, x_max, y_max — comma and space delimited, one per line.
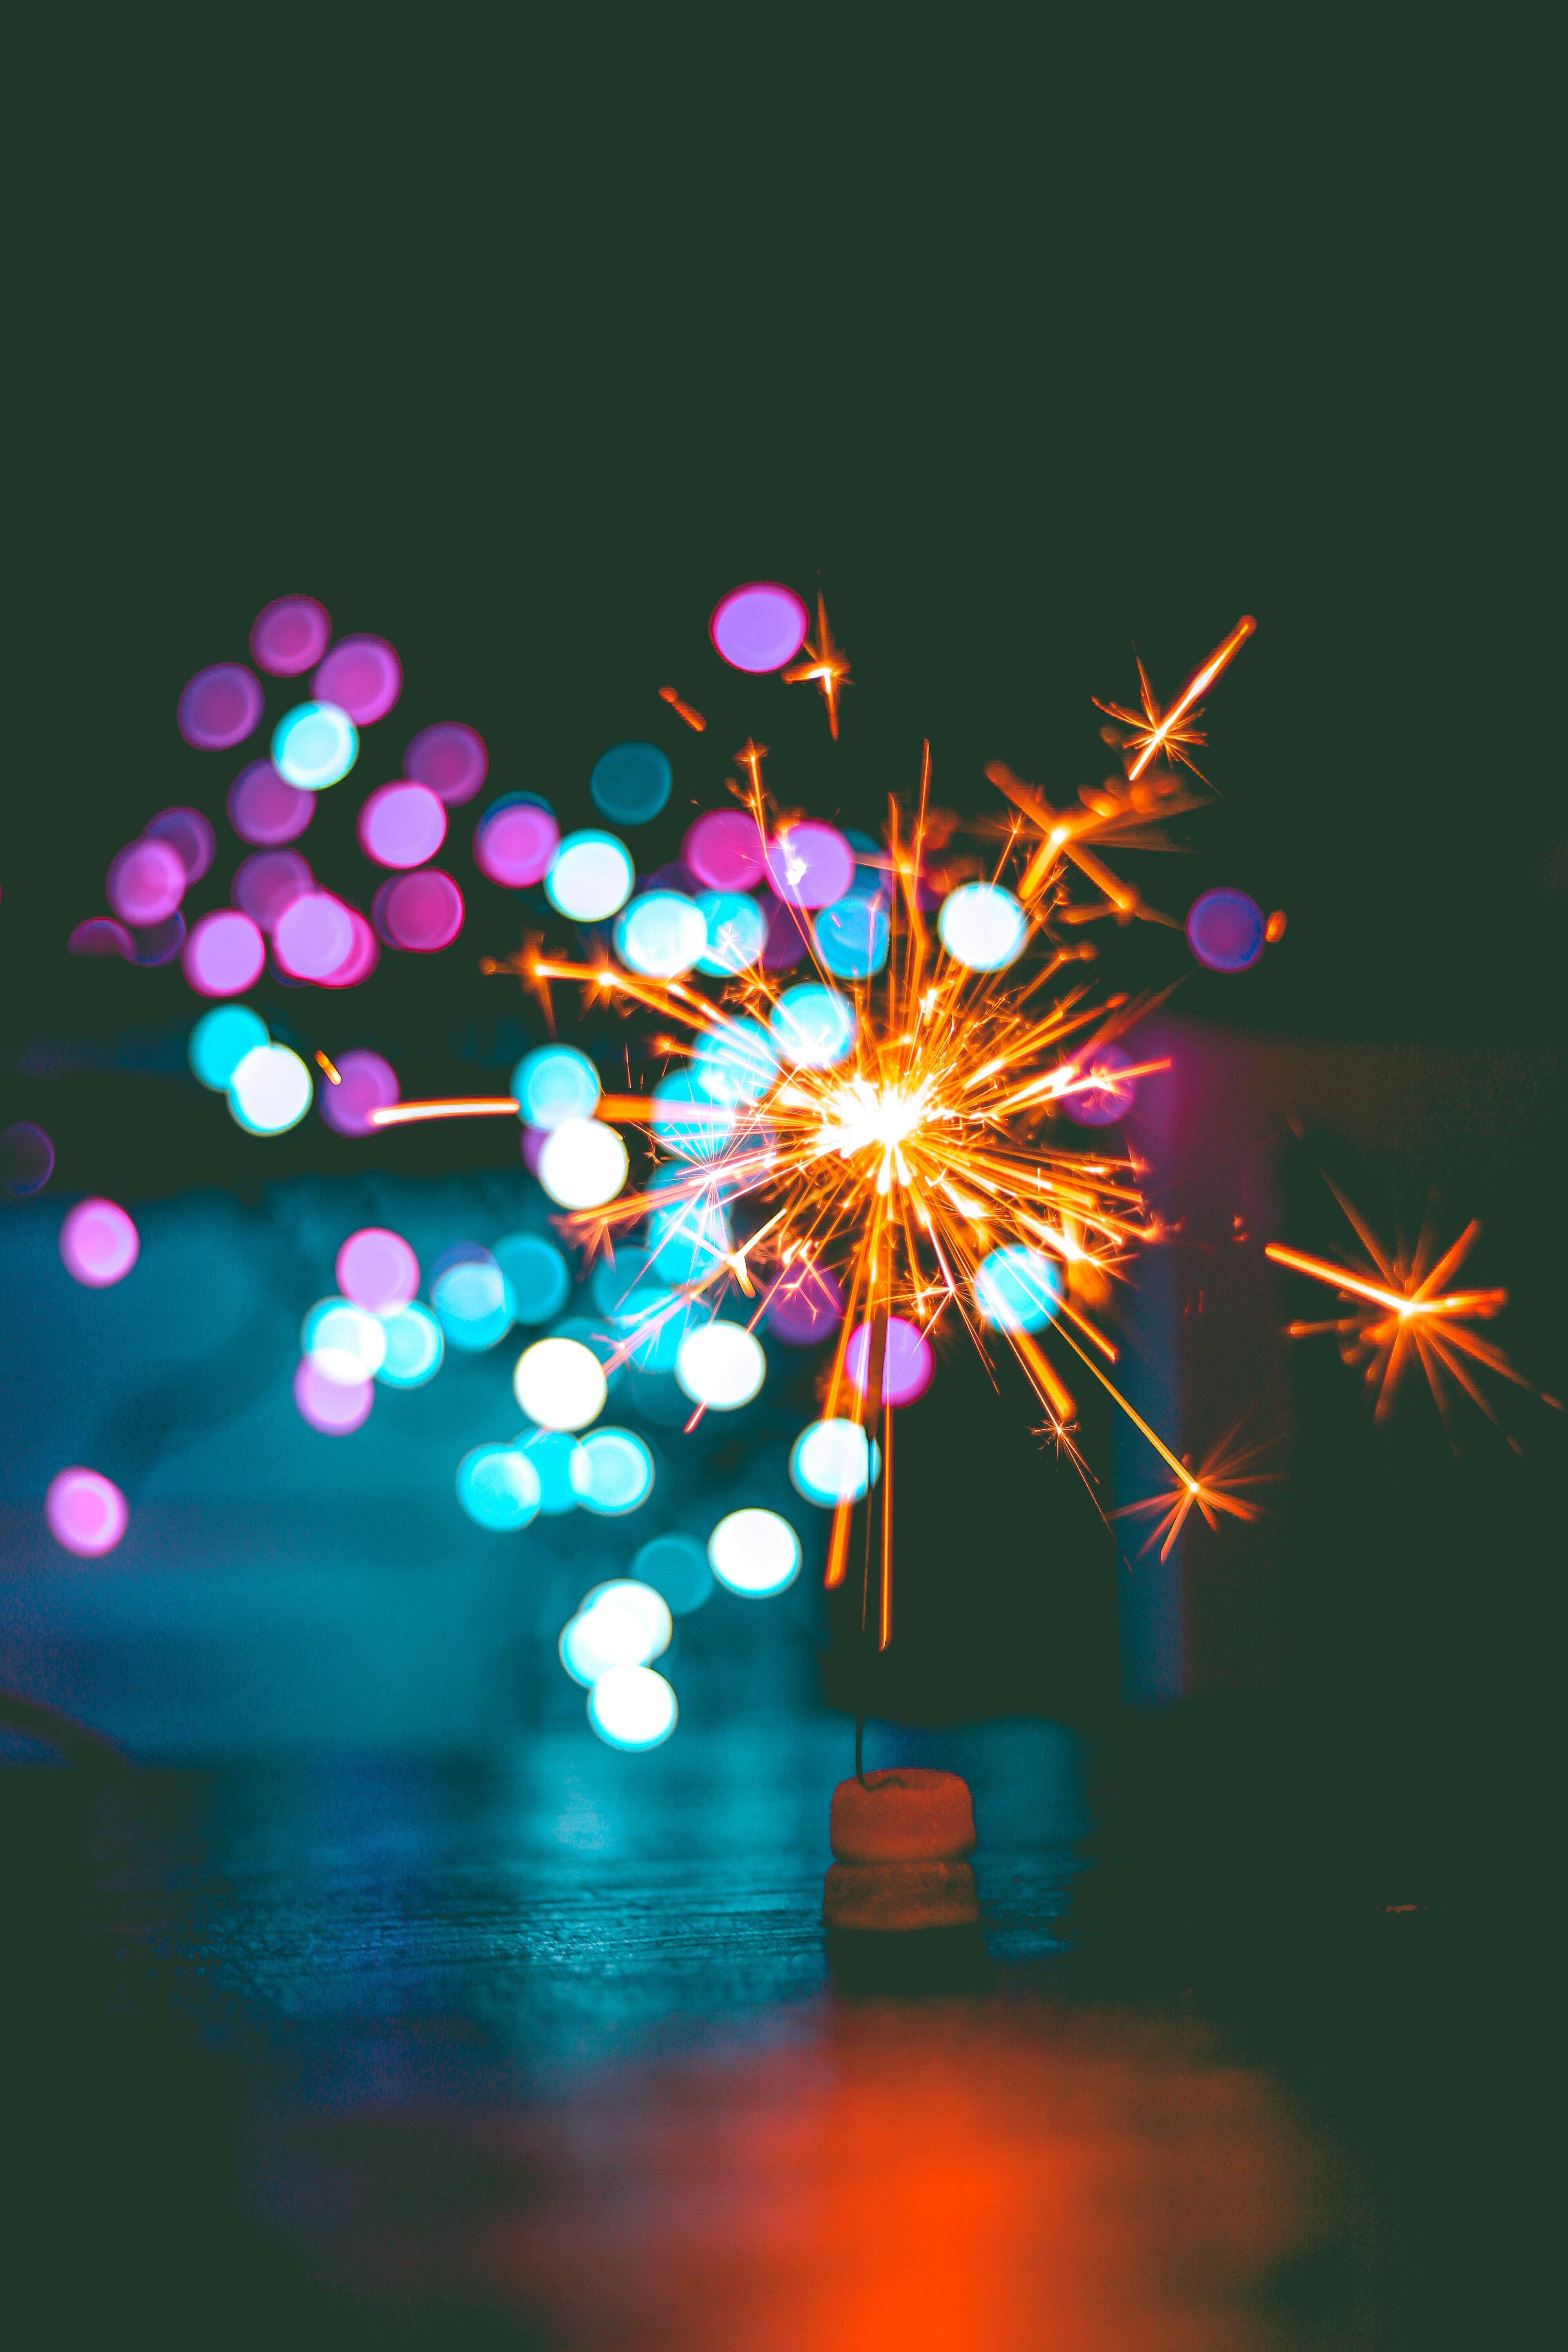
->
1092, 613, 1256, 785
1109, 1420, 1282, 1563
782, 593, 851, 739
1266, 1181, 1559, 1443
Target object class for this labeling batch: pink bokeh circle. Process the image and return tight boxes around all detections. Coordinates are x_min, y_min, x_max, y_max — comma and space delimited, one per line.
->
764, 822, 855, 911
45, 1467, 129, 1557
107, 838, 187, 926
274, 891, 355, 981
358, 781, 448, 869
766, 1261, 845, 1345
336, 1226, 419, 1314
758, 892, 811, 971
405, 721, 488, 806
60, 1199, 140, 1288
371, 867, 464, 952
844, 1316, 935, 1406
69, 918, 133, 958
144, 807, 215, 883
178, 664, 265, 751
294, 1357, 374, 1434
684, 809, 768, 890
228, 760, 315, 846
250, 595, 332, 677
129, 914, 187, 967
316, 909, 379, 989
709, 583, 810, 673
232, 849, 312, 933
1062, 1044, 1138, 1127
182, 909, 266, 998
312, 636, 402, 725
318, 1049, 399, 1137
473, 795, 559, 887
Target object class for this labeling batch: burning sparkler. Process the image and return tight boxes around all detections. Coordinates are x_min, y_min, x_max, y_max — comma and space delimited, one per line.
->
1109, 1420, 1283, 1564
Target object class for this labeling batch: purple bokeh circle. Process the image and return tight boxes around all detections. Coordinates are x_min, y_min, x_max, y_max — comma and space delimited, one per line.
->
60, 1198, 140, 1288
684, 809, 768, 890
764, 822, 855, 911
45, 1466, 129, 1557
294, 1357, 374, 1434
709, 583, 810, 674
1187, 887, 1266, 973
758, 891, 811, 971
250, 595, 332, 677
316, 909, 379, 989
1, 1122, 54, 1196
473, 795, 560, 887
143, 807, 215, 883
129, 913, 187, 967
405, 721, 488, 806
228, 760, 315, 846
318, 1049, 399, 1137
181, 909, 266, 998
178, 664, 265, 751
845, 1316, 935, 1406
766, 1262, 846, 1345
372, 868, 464, 952
337, 1227, 419, 1314
359, 781, 447, 870
107, 838, 187, 926
312, 636, 402, 726
69, 918, 133, 959
1062, 1043, 1138, 1127
233, 849, 312, 933
274, 891, 355, 981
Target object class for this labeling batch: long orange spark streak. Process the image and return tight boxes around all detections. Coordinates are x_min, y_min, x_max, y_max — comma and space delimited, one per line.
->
314, 1051, 341, 1085
1264, 1243, 1506, 1326
658, 686, 706, 731
1122, 615, 1256, 782
369, 1098, 520, 1127
782, 594, 851, 739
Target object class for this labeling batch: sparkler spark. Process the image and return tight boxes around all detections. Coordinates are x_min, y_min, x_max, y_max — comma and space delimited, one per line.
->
1109, 1421, 1283, 1564
782, 594, 851, 739
1266, 1180, 1559, 1440
1092, 613, 1256, 785
658, 686, 706, 731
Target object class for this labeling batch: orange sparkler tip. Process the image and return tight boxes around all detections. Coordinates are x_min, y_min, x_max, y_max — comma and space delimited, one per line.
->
658, 686, 706, 732
314, 1051, 341, 1085
1265, 909, 1287, 943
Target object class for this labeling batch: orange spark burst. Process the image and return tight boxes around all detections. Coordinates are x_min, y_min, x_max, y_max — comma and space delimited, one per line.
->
782, 594, 851, 739
1266, 1180, 1558, 1441
1109, 1421, 1283, 1564
314, 1051, 341, 1085
1093, 614, 1256, 785
659, 686, 706, 731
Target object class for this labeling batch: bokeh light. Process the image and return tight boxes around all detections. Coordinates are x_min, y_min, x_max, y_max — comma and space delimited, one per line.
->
771, 983, 857, 1069
473, 793, 559, 887
1061, 1044, 1138, 1127
939, 881, 1027, 971
250, 594, 332, 677
632, 1533, 713, 1615
129, 913, 186, 968
646, 1184, 732, 1283
272, 702, 359, 791
569, 1428, 655, 1514
182, 908, 266, 997
494, 1232, 571, 1324
456, 1443, 542, 1532
615, 890, 707, 978
546, 830, 635, 922
372, 867, 465, 951
1187, 887, 1266, 972
358, 781, 447, 870
512, 1044, 601, 1129
274, 890, 355, 981
312, 635, 402, 725
227, 760, 314, 846
652, 1071, 734, 1163
293, 1357, 373, 1434
405, 721, 488, 806
336, 1227, 419, 1314
107, 838, 186, 926
228, 1043, 312, 1135
178, 663, 264, 751
790, 1417, 881, 1506
591, 740, 672, 825
709, 582, 809, 673
708, 1507, 801, 1597
1, 1123, 55, 1196
232, 849, 311, 933
317, 909, 379, 989
68, 920, 133, 959
432, 1251, 515, 1351
694, 890, 765, 975
764, 822, 855, 911
318, 1049, 399, 1137
845, 1314, 935, 1405
766, 1259, 845, 1345
188, 1004, 268, 1091
588, 1664, 678, 1750
45, 1467, 129, 1557
675, 1319, 766, 1409
974, 1244, 1063, 1331
514, 1336, 607, 1430
692, 1014, 778, 1105
684, 809, 768, 889
538, 1118, 628, 1209
59, 1198, 140, 1288
758, 892, 812, 971
144, 807, 215, 884
562, 1582, 674, 1685
302, 1299, 388, 1386
814, 893, 889, 978
375, 1302, 444, 1387
520, 1426, 580, 1513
